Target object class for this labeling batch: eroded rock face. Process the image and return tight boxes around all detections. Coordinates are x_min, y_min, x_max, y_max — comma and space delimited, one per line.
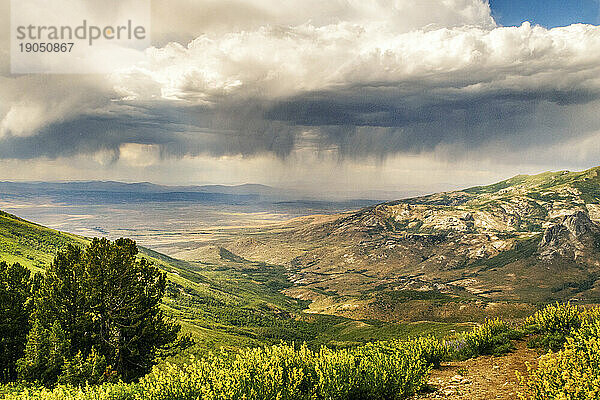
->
563, 211, 593, 237
538, 211, 599, 260
540, 224, 569, 248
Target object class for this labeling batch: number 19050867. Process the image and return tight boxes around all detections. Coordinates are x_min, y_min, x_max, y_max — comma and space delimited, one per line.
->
19, 42, 74, 52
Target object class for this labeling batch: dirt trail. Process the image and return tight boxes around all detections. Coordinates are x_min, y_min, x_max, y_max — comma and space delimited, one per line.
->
417, 341, 540, 399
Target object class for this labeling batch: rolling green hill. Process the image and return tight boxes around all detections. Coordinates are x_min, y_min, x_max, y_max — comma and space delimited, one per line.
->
0, 210, 87, 272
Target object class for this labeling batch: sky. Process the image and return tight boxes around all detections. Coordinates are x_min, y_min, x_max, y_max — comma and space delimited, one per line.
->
491, 0, 600, 27
1, 0, 600, 196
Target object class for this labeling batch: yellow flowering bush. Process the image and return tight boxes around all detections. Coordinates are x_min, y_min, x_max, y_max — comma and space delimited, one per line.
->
520, 311, 600, 399
4, 340, 438, 400
525, 302, 582, 350
525, 303, 581, 331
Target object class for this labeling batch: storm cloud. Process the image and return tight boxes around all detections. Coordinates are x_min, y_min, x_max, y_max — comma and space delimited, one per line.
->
1, 0, 600, 190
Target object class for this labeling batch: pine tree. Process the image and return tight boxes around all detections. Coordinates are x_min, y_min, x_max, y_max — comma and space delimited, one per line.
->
82, 238, 180, 381
0, 262, 34, 382
18, 238, 180, 384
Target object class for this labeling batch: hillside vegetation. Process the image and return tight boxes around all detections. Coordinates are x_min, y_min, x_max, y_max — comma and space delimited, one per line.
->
3, 303, 600, 399
0, 211, 86, 272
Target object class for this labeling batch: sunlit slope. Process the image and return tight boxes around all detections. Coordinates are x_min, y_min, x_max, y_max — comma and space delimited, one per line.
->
0, 211, 87, 272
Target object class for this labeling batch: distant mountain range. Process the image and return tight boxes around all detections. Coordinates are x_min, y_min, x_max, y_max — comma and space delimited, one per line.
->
0, 181, 416, 203
0, 181, 281, 197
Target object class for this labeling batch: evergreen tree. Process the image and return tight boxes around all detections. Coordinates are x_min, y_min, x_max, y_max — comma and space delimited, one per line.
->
18, 238, 180, 385
0, 262, 34, 382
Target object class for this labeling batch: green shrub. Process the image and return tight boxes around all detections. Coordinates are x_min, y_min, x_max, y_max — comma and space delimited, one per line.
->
10, 303, 600, 400
404, 335, 448, 368
520, 311, 600, 399
58, 348, 116, 386
312, 341, 430, 400
4, 339, 438, 400
446, 318, 519, 360
525, 302, 581, 351
5, 382, 138, 400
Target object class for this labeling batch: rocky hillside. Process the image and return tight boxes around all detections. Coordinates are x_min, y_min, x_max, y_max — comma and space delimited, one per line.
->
214, 167, 600, 322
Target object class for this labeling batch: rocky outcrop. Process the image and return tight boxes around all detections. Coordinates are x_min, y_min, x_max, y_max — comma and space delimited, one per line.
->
538, 211, 599, 260
563, 211, 594, 237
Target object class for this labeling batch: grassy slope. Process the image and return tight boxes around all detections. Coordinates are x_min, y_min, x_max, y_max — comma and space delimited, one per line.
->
0, 211, 87, 273
463, 166, 600, 197
0, 210, 463, 358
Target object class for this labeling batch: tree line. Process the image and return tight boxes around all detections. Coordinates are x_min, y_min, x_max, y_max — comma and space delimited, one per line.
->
0, 238, 181, 386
